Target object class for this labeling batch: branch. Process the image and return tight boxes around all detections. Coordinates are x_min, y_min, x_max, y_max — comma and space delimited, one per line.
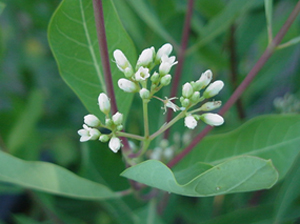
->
168, 0, 300, 168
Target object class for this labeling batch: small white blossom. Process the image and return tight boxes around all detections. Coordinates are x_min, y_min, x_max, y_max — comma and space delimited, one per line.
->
182, 83, 194, 98
98, 93, 111, 115
135, 66, 150, 81
200, 113, 224, 126
118, 78, 139, 93
184, 115, 197, 129
203, 80, 224, 98
78, 124, 101, 142
159, 55, 178, 75
109, 136, 122, 153
84, 114, 100, 127
112, 112, 123, 125
156, 43, 173, 62
136, 47, 155, 68
113, 49, 133, 73
163, 97, 179, 114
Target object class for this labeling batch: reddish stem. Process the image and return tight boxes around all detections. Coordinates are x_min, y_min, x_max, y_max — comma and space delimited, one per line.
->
168, 0, 300, 168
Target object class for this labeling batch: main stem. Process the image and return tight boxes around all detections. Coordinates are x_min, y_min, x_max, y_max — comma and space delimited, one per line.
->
168, 0, 300, 168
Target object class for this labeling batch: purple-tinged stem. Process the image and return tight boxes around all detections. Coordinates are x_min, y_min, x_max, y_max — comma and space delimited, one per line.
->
168, 0, 300, 168
92, 0, 130, 151
92, 0, 117, 114
163, 0, 195, 139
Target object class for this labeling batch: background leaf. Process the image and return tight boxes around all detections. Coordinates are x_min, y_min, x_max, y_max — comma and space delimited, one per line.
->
48, 0, 136, 119
121, 156, 278, 197
176, 114, 300, 179
0, 151, 117, 200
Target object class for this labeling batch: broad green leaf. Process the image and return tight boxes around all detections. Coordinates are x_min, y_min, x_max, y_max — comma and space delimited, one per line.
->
121, 156, 278, 197
0, 151, 117, 200
177, 115, 300, 180
187, 0, 261, 55
48, 0, 136, 119
273, 152, 300, 223
6, 89, 43, 155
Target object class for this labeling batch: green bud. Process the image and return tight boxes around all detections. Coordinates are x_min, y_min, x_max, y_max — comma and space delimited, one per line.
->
190, 91, 200, 103
160, 74, 172, 86
99, 135, 110, 142
181, 98, 190, 107
151, 72, 160, 83
117, 124, 123, 131
139, 88, 150, 99
105, 118, 113, 127
182, 83, 194, 98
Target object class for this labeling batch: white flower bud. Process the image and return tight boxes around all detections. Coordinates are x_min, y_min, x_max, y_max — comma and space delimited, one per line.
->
112, 112, 123, 125
200, 113, 224, 126
109, 136, 122, 153
155, 43, 173, 62
182, 83, 194, 98
195, 70, 213, 90
184, 115, 197, 129
160, 74, 172, 86
105, 118, 113, 127
181, 98, 190, 107
99, 135, 110, 142
118, 78, 139, 93
135, 66, 150, 81
139, 88, 150, 99
203, 80, 224, 98
124, 67, 134, 78
190, 91, 200, 102
98, 93, 111, 115
84, 114, 101, 127
136, 47, 155, 68
199, 101, 222, 111
113, 49, 132, 73
78, 124, 101, 142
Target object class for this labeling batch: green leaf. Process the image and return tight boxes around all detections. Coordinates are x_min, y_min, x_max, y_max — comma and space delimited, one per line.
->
177, 114, 300, 180
48, 0, 136, 119
6, 89, 43, 155
121, 156, 278, 197
0, 151, 117, 200
273, 152, 300, 223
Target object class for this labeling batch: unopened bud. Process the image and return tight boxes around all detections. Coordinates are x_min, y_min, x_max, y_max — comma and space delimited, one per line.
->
199, 101, 222, 111
200, 113, 224, 126
181, 98, 190, 107
112, 112, 123, 125
160, 74, 172, 86
139, 88, 150, 99
118, 78, 139, 93
136, 47, 155, 68
155, 43, 173, 63
99, 135, 110, 142
195, 70, 213, 90
184, 115, 197, 129
109, 136, 122, 153
84, 114, 101, 127
182, 83, 194, 98
190, 92, 200, 102
151, 72, 160, 83
98, 93, 111, 115
203, 80, 224, 98
113, 49, 132, 73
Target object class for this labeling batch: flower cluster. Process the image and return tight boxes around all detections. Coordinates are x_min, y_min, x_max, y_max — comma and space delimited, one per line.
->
78, 93, 123, 153
114, 43, 177, 100
179, 70, 224, 129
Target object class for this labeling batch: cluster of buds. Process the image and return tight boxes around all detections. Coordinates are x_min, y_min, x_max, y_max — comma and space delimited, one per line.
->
114, 43, 177, 100
78, 93, 123, 153
180, 70, 224, 129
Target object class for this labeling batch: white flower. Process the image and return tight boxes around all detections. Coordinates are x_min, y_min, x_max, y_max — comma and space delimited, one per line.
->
109, 136, 122, 153
200, 113, 224, 126
98, 93, 111, 115
159, 55, 178, 75
156, 43, 173, 62
136, 47, 155, 68
184, 115, 197, 129
113, 49, 132, 73
78, 124, 101, 142
163, 97, 179, 114
199, 101, 222, 111
84, 114, 100, 127
194, 70, 213, 90
118, 78, 139, 93
112, 112, 123, 125
135, 66, 150, 81
182, 83, 194, 98
203, 80, 224, 98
